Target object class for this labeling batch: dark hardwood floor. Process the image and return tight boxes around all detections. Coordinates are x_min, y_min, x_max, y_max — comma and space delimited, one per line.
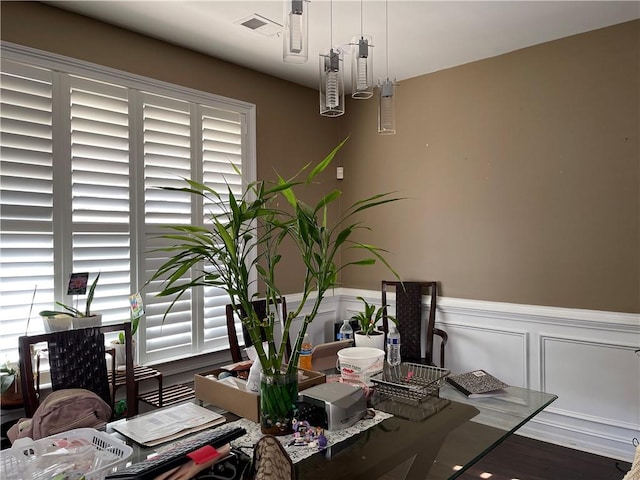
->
458, 434, 632, 480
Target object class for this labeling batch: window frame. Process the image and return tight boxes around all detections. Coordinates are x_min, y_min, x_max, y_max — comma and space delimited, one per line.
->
0, 41, 257, 365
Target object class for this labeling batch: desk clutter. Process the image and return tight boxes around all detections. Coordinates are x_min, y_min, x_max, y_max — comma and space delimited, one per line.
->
0, 427, 132, 480
227, 409, 392, 465
194, 363, 325, 423
195, 359, 456, 427
104, 425, 246, 480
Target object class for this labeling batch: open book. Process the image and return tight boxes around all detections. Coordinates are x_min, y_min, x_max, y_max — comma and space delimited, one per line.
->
113, 402, 226, 446
446, 370, 509, 398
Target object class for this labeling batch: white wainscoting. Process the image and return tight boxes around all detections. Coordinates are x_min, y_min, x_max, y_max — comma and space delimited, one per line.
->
288, 288, 640, 463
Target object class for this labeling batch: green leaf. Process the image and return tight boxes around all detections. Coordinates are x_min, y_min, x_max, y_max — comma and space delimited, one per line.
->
314, 190, 341, 214
306, 137, 348, 182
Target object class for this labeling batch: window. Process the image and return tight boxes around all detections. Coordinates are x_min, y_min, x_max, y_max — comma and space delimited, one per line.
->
0, 43, 256, 364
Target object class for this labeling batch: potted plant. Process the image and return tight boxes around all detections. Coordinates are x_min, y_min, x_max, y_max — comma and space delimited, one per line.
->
350, 296, 396, 349
0, 360, 22, 407
152, 138, 400, 434
110, 315, 140, 369
39, 273, 102, 331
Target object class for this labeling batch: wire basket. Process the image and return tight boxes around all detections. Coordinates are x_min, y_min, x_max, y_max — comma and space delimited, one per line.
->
0, 428, 132, 480
371, 362, 450, 405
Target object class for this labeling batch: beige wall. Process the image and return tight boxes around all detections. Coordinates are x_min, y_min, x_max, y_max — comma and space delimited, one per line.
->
2, 3, 638, 313
340, 20, 640, 313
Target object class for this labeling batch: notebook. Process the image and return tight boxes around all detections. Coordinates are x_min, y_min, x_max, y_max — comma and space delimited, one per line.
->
446, 370, 509, 398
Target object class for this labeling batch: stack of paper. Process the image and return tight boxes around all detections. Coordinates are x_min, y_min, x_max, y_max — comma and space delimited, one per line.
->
113, 403, 226, 446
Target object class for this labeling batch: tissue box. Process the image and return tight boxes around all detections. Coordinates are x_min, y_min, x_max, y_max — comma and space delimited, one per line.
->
194, 367, 325, 422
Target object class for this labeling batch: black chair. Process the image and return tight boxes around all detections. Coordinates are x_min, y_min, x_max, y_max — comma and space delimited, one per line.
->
18, 322, 137, 419
381, 281, 448, 367
225, 298, 292, 363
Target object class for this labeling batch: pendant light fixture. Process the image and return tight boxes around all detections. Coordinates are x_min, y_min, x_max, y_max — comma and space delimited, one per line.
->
319, 0, 345, 117
351, 0, 373, 99
378, 0, 397, 134
283, 0, 309, 63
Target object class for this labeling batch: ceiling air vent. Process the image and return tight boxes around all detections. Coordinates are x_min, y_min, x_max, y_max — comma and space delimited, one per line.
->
235, 14, 282, 37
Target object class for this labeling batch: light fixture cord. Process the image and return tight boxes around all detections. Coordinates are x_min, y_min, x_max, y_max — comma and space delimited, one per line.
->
360, 0, 364, 37
385, 0, 389, 78
330, 0, 333, 46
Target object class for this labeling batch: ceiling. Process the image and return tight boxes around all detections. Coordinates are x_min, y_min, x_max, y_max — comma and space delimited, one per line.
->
48, 1, 640, 91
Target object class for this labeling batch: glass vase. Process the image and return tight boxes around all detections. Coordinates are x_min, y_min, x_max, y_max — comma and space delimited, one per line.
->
260, 371, 298, 435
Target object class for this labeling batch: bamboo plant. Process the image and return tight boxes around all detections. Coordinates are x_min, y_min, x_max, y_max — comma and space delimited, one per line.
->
151, 138, 400, 378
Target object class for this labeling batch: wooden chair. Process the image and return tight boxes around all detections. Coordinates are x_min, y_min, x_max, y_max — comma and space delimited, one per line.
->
18, 322, 137, 419
381, 281, 448, 367
225, 298, 292, 363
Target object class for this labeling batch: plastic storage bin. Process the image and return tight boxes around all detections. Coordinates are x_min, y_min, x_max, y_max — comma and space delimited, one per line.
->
0, 427, 132, 480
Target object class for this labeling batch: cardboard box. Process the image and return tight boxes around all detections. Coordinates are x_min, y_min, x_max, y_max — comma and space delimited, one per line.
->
194, 367, 325, 422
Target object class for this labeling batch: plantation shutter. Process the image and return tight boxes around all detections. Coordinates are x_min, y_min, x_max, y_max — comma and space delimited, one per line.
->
201, 106, 244, 350
69, 76, 131, 323
0, 45, 256, 365
142, 93, 195, 361
0, 59, 55, 360
142, 97, 247, 360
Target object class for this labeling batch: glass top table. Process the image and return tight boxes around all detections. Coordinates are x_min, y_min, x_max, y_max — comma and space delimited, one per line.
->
106, 383, 557, 480
295, 384, 557, 480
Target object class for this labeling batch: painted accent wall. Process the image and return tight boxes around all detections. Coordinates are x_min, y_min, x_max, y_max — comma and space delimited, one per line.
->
340, 20, 640, 314
2, 3, 639, 314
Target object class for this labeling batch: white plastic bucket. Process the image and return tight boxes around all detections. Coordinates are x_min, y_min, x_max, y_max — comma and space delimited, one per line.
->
337, 347, 385, 385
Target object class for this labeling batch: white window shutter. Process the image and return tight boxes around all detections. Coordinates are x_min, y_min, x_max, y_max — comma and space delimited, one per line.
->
201, 106, 244, 350
142, 93, 194, 360
0, 60, 54, 359
69, 75, 131, 324
0, 46, 255, 365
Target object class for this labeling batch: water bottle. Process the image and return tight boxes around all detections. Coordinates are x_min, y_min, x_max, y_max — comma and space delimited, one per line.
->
338, 319, 353, 340
387, 325, 401, 366
298, 333, 313, 370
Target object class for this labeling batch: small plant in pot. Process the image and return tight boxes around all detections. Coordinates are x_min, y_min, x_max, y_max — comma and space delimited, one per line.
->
110, 315, 140, 369
0, 360, 22, 406
39, 273, 102, 331
351, 296, 396, 350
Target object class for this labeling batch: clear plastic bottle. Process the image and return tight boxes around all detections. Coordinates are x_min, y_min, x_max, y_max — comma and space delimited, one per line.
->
386, 325, 401, 366
298, 333, 313, 370
338, 319, 353, 340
